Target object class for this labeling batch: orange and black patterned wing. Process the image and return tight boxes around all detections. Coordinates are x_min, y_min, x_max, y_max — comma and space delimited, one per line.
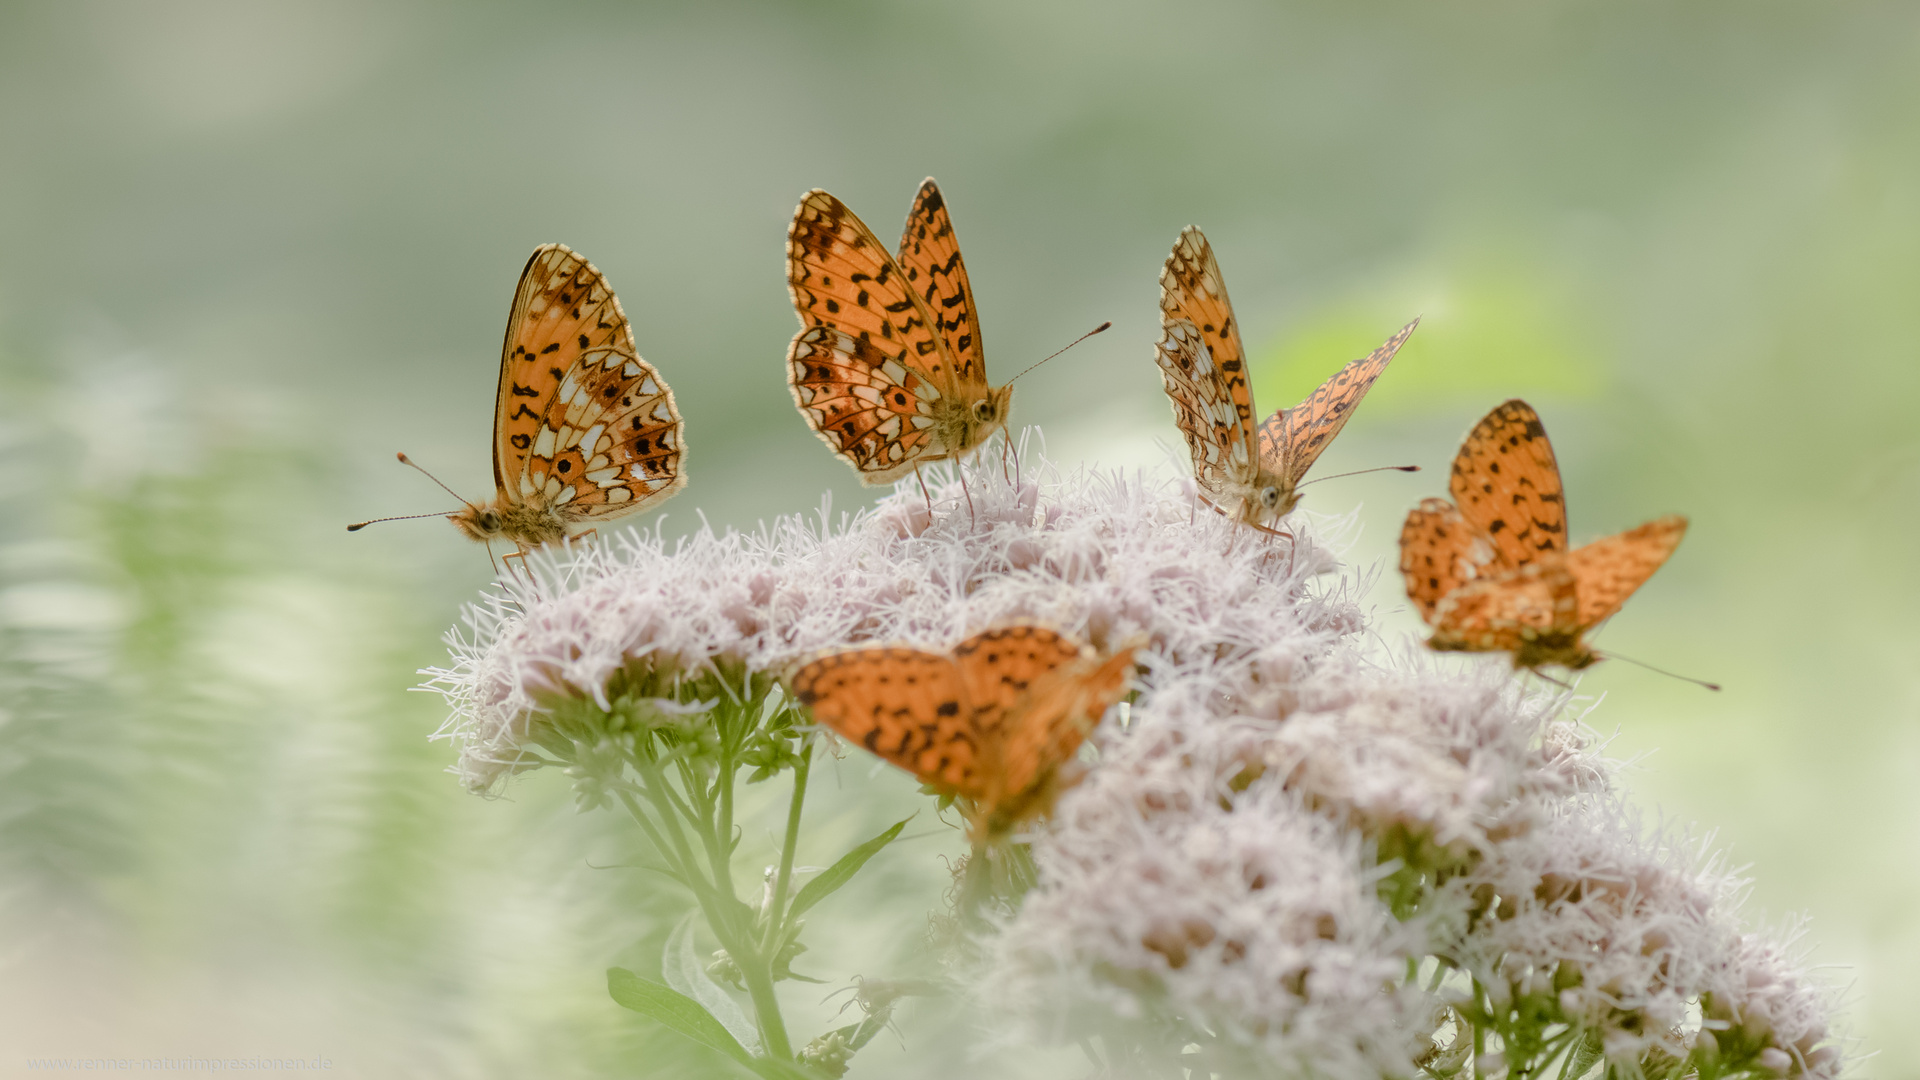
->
951, 626, 1086, 722
1447, 400, 1568, 570
1399, 497, 1495, 624
1426, 559, 1578, 653
1155, 318, 1253, 502
789, 646, 984, 798
897, 178, 985, 388
1259, 319, 1417, 487
1158, 228, 1256, 480
787, 190, 956, 483
988, 643, 1137, 803
1567, 515, 1687, 629
496, 244, 684, 515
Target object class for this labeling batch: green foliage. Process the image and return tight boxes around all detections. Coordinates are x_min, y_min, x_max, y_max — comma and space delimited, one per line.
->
608, 968, 755, 1066
787, 817, 911, 921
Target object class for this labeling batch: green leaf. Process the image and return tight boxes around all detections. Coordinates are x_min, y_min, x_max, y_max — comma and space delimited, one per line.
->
787, 816, 911, 921
606, 967, 753, 1065
663, 914, 760, 1052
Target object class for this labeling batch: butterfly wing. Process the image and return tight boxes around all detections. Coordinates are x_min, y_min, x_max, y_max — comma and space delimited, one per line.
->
1426, 559, 1578, 653
495, 245, 684, 515
1156, 228, 1257, 501
789, 646, 984, 797
989, 644, 1137, 803
1259, 319, 1418, 487
897, 179, 985, 388
787, 190, 962, 483
952, 627, 1134, 828
1159, 226, 1251, 474
1399, 497, 1496, 624
530, 347, 685, 516
1447, 399, 1568, 569
1567, 515, 1687, 629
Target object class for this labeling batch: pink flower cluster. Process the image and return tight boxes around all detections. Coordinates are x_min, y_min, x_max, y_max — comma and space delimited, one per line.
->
427, 447, 1846, 1078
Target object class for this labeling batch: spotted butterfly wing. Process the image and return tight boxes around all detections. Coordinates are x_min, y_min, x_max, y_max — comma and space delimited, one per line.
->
1565, 515, 1687, 628
1399, 399, 1686, 670
789, 646, 982, 793
789, 626, 1136, 836
1155, 228, 1258, 511
785, 183, 1010, 485
897, 179, 985, 385
450, 244, 684, 550
1447, 399, 1567, 567
1258, 319, 1418, 488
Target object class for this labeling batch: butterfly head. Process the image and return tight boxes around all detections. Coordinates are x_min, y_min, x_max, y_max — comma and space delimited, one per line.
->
1242, 479, 1301, 527
940, 386, 1014, 455
450, 498, 569, 548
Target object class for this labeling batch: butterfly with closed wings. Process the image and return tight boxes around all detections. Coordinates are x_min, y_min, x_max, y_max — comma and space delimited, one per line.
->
352, 244, 685, 551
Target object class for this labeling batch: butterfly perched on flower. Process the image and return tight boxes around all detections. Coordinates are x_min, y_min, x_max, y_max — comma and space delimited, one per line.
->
785, 179, 1009, 484
788, 626, 1138, 839
1399, 399, 1687, 671
437, 243, 684, 550
1155, 226, 1417, 531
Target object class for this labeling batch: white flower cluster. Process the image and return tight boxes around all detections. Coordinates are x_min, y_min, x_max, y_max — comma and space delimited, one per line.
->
425, 446, 1846, 1079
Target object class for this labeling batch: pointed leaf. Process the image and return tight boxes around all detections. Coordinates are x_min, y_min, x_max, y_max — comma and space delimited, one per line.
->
663, 914, 761, 1053
606, 968, 752, 1065
788, 816, 911, 921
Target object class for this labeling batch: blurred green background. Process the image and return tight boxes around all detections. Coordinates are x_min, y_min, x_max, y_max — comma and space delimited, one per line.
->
2, 0, 1915, 1076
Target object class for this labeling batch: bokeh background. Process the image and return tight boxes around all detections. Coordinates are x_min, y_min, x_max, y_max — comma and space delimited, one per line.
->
2, 1, 1915, 1076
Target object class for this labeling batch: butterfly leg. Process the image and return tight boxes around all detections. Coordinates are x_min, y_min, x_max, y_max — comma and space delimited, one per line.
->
914, 465, 934, 514
1529, 668, 1576, 692
959, 463, 976, 523
1248, 521, 1298, 577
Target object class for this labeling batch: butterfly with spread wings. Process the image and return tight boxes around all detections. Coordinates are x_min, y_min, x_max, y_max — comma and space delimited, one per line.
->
439, 244, 685, 550
788, 626, 1138, 840
1399, 399, 1688, 671
785, 179, 1010, 484
1155, 226, 1417, 531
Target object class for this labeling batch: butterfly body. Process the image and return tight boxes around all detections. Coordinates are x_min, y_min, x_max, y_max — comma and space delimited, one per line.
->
1155, 227, 1416, 531
789, 626, 1137, 839
1400, 400, 1687, 672
450, 244, 684, 551
786, 180, 1008, 483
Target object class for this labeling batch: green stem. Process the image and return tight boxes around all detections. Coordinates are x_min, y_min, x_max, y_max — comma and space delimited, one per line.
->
632, 757, 746, 944
741, 958, 793, 1060
615, 788, 712, 908
762, 735, 812, 952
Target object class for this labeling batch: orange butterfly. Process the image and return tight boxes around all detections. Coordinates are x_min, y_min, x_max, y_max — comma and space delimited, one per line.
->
1399, 399, 1687, 671
785, 180, 1009, 484
444, 244, 685, 550
1155, 226, 1417, 530
788, 627, 1137, 839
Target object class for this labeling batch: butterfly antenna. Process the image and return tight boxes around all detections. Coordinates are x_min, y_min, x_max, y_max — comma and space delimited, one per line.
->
346, 509, 465, 532
396, 452, 472, 504
1004, 321, 1111, 386
1297, 464, 1421, 487
1601, 652, 1722, 691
